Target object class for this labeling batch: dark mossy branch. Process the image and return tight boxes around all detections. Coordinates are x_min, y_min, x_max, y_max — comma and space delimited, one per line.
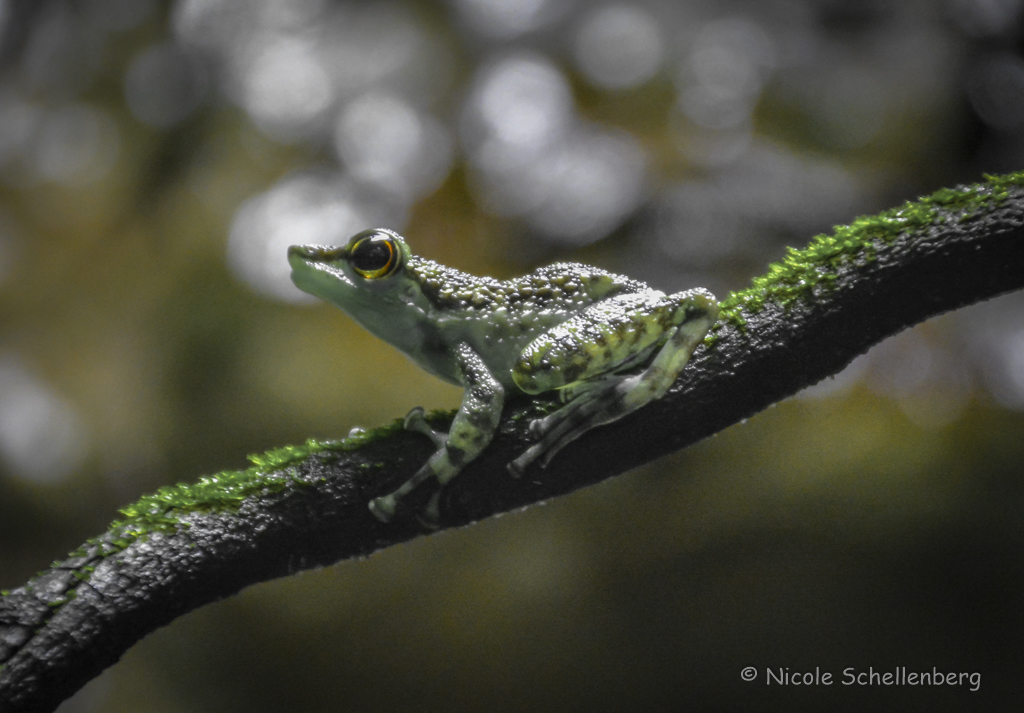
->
2, 175, 1024, 713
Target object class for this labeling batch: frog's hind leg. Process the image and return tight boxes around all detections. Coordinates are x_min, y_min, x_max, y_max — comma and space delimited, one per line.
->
508, 288, 718, 477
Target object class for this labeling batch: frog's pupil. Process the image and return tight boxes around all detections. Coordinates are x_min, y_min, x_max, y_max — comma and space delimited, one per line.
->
352, 238, 394, 273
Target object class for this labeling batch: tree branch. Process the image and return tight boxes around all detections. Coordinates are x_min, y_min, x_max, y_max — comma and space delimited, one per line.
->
2, 174, 1023, 713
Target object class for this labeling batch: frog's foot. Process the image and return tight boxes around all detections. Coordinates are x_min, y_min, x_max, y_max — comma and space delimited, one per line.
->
371, 407, 485, 523
508, 377, 626, 477
414, 491, 442, 530
556, 373, 619, 404
404, 406, 447, 448
368, 409, 447, 521
368, 493, 399, 522
369, 487, 440, 529
369, 459, 439, 524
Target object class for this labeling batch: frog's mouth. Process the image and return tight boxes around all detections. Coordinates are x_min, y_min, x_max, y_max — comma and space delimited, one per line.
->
288, 244, 356, 296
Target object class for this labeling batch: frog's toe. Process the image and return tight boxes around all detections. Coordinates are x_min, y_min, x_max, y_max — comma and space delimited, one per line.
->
403, 406, 426, 426
369, 494, 398, 523
528, 392, 593, 440
404, 406, 447, 448
508, 445, 543, 477
528, 407, 570, 440
509, 399, 593, 476
512, 377, 641, 474
558, 374, 618, 404
507, 449, 537, 477
528, 416, 546, 439
414, 491, 442, 529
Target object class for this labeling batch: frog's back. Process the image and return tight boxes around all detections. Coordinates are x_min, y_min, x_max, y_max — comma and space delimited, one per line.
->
408, 259, 648, 314
403, 258, 651, 388
515, 262, 649, 305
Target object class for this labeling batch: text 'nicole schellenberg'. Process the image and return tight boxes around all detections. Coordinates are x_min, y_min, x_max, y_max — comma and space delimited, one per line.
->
739, 666, 981, 691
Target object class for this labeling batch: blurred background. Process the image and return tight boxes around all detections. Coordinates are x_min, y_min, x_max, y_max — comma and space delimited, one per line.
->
0, 0, 1022, 710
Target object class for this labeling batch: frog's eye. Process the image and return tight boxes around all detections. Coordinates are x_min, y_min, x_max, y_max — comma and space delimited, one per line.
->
348, 231, 401, 279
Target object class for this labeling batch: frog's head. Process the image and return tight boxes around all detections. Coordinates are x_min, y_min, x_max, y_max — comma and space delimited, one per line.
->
288, 228, 416, 312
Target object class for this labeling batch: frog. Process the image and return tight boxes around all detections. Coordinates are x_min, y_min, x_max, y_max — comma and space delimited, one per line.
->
288, 228, 719, 524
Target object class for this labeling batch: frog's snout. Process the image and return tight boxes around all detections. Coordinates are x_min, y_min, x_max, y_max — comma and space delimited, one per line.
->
288, 245, 346, 264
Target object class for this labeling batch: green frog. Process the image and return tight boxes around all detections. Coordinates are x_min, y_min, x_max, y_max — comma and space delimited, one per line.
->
288, 229, 718, 523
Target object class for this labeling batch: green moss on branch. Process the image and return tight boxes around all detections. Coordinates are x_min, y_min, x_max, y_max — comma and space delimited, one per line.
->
717, 171, 1024, 328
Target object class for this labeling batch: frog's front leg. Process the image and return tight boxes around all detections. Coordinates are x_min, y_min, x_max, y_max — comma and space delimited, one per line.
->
369, 342, 504, 523
508, 288, 718, 476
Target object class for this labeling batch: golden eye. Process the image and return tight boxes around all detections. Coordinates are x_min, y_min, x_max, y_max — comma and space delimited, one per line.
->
348, 230, 400, 279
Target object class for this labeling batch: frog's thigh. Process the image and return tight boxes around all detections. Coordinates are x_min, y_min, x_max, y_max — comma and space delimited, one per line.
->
512, 292, 683, 395
508, 288, 718, 475
543, 287, 717, 430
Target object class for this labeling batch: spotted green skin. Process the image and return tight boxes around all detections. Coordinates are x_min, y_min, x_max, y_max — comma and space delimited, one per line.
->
289, 229, 718, 523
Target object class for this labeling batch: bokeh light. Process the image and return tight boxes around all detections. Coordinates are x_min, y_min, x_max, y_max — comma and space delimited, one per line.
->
676, 17, 776, 131
228, 171, 406, 302
241, 34, 335, 141
25, 103, 120, 186
333, 91, 453, 201
0, 354, 89, 485
462, 52, 647, 243
573, 4, 664, 90
967, 51, 1024, 132
452, 0, 564, 38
